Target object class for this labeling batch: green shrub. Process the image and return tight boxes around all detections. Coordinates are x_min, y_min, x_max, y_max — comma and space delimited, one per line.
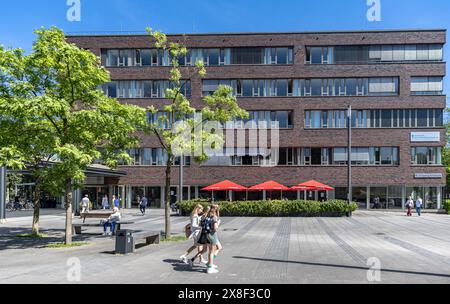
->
444, 200, 450, 215
177, 199, 358, 217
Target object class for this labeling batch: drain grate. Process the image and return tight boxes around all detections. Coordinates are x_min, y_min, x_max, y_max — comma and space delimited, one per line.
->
223, 228, 238, 232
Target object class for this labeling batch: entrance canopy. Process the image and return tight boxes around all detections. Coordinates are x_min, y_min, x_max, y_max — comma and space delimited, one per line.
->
292, 180, 334, 191
249, 181, 289, 191
202, 180, 248, 191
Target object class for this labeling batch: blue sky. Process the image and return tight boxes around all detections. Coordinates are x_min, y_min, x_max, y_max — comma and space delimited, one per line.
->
0, 0, 449, 97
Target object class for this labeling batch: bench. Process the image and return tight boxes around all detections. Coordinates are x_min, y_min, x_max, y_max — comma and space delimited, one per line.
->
73, 221, 134, 235
133, 231, 161, 250
80, 211, 113, 223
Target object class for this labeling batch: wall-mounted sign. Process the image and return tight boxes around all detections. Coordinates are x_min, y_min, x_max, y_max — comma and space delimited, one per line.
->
414, 173, 443, 179
411, 132, 440, 142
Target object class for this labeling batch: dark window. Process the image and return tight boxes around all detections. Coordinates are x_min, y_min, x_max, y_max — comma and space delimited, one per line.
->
208, 49, 220, 66
381, 110, 392, 128
107, 82, 117, 98
435, 109, 443, 127
311, 79, 322, 96
242, 80, 253, 97
311, 148, 322, 165
417, 109, 428, 127
310, 48, 323, 64
231, 48, 264, 64
277, 80, 288, 97
277, 48, 288, 64
346, 79, 357, 96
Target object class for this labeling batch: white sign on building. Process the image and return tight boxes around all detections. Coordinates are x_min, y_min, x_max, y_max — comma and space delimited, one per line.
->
411, 132, 440, 142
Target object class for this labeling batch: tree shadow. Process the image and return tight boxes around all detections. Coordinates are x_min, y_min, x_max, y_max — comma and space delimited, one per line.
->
0, 227, 92, 251
163, 259, 206, 273
233, 256, 450, 279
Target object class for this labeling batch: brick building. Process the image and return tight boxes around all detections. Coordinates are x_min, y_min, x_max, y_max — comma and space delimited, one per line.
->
68, 29, 447, 210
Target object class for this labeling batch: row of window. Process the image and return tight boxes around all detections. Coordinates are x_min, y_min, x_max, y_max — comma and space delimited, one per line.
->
202, 147, 401, 166
305, 109, 444, 129
122, 148, 191, 166
306, 44, 444, 64
103, 80, 191, 98
102, 47, 294, 67
119, 146, 442, 167
202, 77, 400, 97
102, 76, 442, 99
148, 111, 294, 130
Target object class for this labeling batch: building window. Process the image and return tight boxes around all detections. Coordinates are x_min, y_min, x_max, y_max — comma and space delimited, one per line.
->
411, 147, 442, 165
104, 80, 191, 99
411, 76, 444, 95
305, 44, 443, 64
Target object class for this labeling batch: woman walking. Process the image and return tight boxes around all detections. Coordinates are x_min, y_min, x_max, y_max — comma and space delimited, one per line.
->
180, 204, 208, 265
406, 196, 414, 217
204, 204, 222, 274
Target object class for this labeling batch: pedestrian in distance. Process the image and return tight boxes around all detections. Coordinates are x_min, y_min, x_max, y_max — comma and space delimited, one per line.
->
140, 196, 148, 216
102, 194, 109, 210
180, 204, 208, 265
406, 196, 414, 217
415, 196, 423, 217
112, 195, 120, 208
80, 194, 90, 216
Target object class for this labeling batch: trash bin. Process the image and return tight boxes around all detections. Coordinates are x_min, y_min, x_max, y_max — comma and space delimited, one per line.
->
115, 230, 134, 254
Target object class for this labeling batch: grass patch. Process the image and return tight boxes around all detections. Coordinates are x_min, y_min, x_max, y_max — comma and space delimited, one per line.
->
161, 236, 188, 242
16, 233, 49, 238
46, 242, 89, 249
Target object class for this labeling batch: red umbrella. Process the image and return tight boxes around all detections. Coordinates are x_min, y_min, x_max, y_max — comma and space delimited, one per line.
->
293, 180, 334, 191
202, 180, 248, 202
202, 180, 247, 191
249, 181, 289, 200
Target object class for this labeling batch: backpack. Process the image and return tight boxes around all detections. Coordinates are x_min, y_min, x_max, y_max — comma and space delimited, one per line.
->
184, 224, 192, 238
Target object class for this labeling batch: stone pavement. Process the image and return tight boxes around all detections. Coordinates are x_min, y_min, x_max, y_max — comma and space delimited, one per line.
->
1, 209, 450, 284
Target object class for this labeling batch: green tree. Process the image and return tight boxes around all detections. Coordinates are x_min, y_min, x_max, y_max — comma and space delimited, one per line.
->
0, 28, 147, 244
146, 28, 248, 238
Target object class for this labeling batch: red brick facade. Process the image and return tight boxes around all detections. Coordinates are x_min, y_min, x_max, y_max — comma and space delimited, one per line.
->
68, 30, 446, 194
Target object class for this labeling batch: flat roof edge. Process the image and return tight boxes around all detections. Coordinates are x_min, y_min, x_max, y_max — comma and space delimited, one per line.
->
66, 28, 447, 38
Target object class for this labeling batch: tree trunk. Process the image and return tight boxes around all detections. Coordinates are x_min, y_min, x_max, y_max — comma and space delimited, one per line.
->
31, 183, 41, 236
64, 178, 73, 245
164, 159, 172, 239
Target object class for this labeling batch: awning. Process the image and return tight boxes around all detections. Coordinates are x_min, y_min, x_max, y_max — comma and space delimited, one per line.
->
249, 181, 289, 191
202, 180, 248, 191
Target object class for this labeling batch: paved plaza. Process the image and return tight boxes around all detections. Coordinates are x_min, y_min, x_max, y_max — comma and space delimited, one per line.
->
1, 209, 450, 284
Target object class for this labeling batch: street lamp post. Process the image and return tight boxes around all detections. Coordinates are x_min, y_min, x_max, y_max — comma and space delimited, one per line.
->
179, 153, 184, 209
0, 166, 7, 224
347, 105, 353, 217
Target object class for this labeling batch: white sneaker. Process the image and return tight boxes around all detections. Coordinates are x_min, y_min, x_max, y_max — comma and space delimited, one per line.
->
207, 267, 219, 274
180, 255, 188, 264
200, 258, 208, 265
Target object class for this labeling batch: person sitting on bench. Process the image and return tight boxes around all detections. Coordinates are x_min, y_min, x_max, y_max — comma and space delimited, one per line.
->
103, 207, 121, 236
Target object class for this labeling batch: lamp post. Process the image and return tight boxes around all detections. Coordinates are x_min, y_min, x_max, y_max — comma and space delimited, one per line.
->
179, 153, 184, 208
347, 105, 353, 217
0, 166, 6, 224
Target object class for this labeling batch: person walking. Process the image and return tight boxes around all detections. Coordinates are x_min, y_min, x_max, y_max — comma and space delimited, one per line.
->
112, 195, 120, 209
180, 204, 208, 265
415, 196, 423, 217
102, 194, 109, 210
80, 194, 90, 216
139, 196, 148, 215
103, 207, 121, 236
406, 196, 414, 217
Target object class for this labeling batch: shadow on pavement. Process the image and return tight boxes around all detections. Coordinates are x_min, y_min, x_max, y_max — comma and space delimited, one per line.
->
233, 256, 450, 279
163, 259, 206, 273
0, 227, 89, 251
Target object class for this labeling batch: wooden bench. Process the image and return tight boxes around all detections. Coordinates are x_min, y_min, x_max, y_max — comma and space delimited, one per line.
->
132, 231, 161, 251
73, 221, 134, 235
80, 211, 113, 223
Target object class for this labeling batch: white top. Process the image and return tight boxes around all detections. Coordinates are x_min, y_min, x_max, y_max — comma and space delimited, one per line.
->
81, 197, 90, 207
102, 197, 109, 206
109, 210, 121, 222
406, 200, 414, 208
189, 214, 202, 240
416, 198, 423, 208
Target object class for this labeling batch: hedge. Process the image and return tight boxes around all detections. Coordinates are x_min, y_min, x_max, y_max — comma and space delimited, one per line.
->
177, 199, 358, 217
444, 200, 450, 215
